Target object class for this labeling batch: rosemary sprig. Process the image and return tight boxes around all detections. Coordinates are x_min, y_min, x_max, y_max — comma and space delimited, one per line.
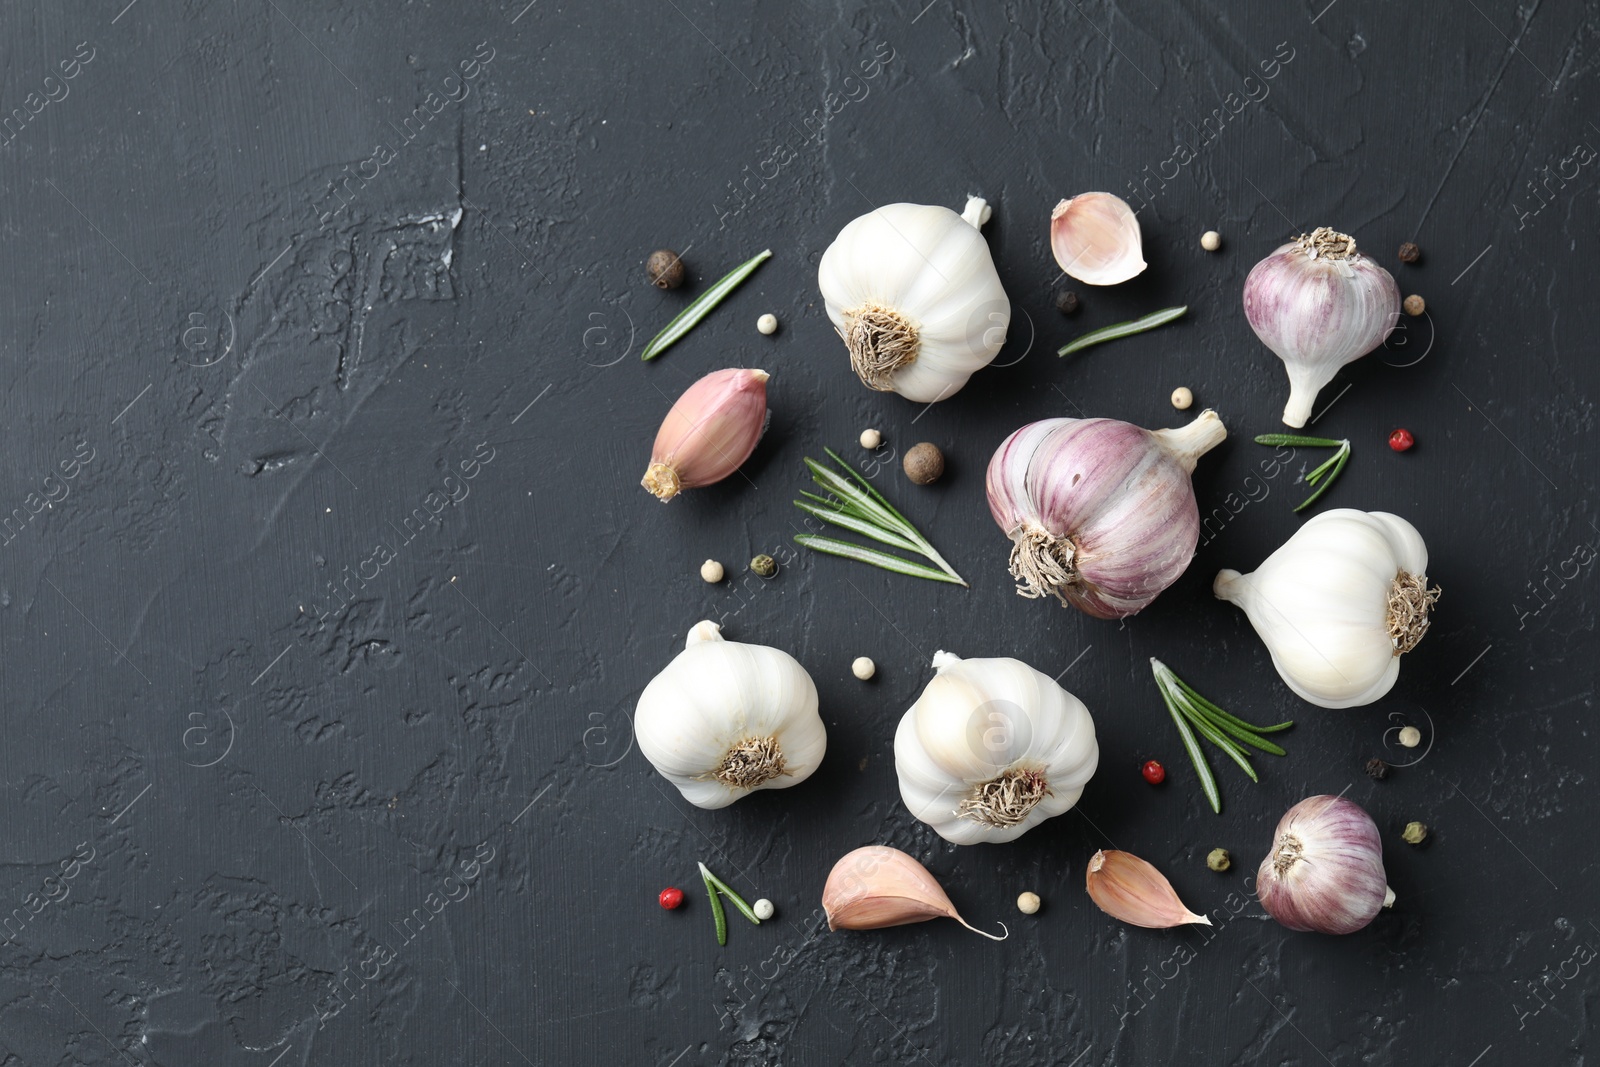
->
698, 861, 761, 946
1254, 433, 1351, 512
1057, 305, 1187, 356
793, 449, 967, 586
1149, 659, 1293, 815
641, 249, 771, 361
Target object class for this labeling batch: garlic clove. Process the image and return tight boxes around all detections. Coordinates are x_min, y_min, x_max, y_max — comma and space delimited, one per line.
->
822, 845, 1007, 940
641, 368, 770, 502
1050, 193, 1148, 286
1085, 849, 1212, 929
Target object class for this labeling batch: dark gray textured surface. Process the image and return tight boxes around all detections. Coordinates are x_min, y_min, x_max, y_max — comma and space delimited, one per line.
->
2, 1, 1597, 1064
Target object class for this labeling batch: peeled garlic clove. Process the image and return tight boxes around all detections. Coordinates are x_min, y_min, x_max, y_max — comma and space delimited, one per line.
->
822, 845, 1007, 940
641, 368, 769, 502
1050, 193, 1148, 286
1085, 849, 1212, 929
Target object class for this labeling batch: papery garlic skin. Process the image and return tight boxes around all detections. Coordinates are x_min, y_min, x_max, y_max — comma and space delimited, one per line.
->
1256, 795, 1392, 935
1215, 509, 1438, 709
1243, 227, 1400, 427
986, 410, 1227, 619
1050, 192, 1147, 286
642, 368, 769, 502
635, 621, 826, 809
819, 196, 1010, 403
894, 652, 1097, 845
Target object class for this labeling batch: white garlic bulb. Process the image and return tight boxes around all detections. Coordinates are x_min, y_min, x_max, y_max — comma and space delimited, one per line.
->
1214, 510, 1440, 709
819, 196, 1010, 403
636, 621, 827, 809
894, 652, 1098, 845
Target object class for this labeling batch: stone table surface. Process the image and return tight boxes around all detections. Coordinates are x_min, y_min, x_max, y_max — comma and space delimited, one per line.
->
1, 2, 1597, 1065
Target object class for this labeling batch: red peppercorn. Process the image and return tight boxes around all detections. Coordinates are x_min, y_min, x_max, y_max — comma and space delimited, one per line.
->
658, 887, 684, 910
1389, 428, 1415, 452
1141, 760, 1166, 785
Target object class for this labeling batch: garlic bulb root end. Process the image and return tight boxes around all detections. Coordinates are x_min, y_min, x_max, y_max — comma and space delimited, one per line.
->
704, 735, 788, 789
1295, 227, 1358, 259
1008, 524, 1077, 604
1383, 885, 1396, 909
641, 462, 681, 501
956, 767, 1051, 829
842, 304, 920, 391
1387, 572, 1441, 655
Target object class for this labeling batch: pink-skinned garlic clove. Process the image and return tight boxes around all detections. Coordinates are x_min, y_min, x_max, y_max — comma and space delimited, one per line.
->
641, 368, 769, 502
1050, 193, 1148, 286
822, 845, 1007, 940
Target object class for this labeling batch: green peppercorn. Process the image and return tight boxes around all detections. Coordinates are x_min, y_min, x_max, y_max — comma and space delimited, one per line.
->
1206, 848, 1231, 872
750, 553, 778, 578
1402, 820, 1428, 845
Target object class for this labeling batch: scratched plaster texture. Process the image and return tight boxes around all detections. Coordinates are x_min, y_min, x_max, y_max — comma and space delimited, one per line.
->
0, 1, 1597, 1065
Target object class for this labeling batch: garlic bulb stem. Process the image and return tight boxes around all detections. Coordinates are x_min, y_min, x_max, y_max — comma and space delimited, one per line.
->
960, 195, 992, 229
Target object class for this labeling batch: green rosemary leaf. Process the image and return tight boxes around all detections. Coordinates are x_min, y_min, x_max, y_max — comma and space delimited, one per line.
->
1252, 433, 1345, 448
803, 459, 905, 533
1294, 441, 1349, 512
1156, 678, 1221, 814
641, 249, 771, 361
699, 862, 728, 946
1057, 305, 1187, 356
793, 500, 921, 553
701, 867, 762, 926
793, 535, 966, 585
1168, 675, 1295, 743
1201, 713, 1288, 757
823, 448, 912, 529
1176, 703, 1261, 781
820, 450, 963, 581
794, 451, 966, 585
1304, 442, 1347, 486
1171, 681, 1292, 748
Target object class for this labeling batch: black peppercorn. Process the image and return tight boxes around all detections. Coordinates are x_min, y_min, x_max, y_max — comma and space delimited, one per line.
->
903, 443, 945, 485
1055, 289, 1080, 315
1397, 242, 1420, 264
647, 249, 685, 289
1365, 757, 1389, 780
